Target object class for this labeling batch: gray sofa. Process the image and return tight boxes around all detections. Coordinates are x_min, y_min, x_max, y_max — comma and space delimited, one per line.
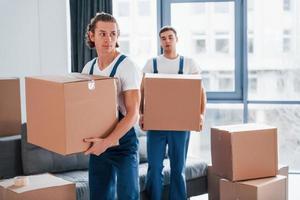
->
0, 124, 208, 199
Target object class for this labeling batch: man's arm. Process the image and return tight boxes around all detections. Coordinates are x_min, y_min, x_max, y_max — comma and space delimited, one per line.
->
84, 89, 140, 155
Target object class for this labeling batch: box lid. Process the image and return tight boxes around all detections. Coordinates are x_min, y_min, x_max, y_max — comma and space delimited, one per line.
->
0, 173, 73, 193
239, 175, 286, 187
0, 77, 19, 80
26, 73, 115, 83
144, 73, 202, 80
213, 123, 276, 133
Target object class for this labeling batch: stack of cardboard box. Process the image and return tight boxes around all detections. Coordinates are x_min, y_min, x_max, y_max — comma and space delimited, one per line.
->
209, 123, 288, 200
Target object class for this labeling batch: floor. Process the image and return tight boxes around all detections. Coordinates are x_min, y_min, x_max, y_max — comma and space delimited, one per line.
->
191, 173, 300, 200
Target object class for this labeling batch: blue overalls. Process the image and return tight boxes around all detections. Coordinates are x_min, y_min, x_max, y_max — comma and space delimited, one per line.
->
145, 56, 190, 200
87, 55, 139, 200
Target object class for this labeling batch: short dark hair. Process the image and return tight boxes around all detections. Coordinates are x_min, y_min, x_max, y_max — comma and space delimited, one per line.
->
85, 12, 120, 48
159, 26, 177, 37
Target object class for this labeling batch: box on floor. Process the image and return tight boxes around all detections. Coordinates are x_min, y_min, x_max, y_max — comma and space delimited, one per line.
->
0, 173, 76, 200
220, 175, 287, 200
211, 123, 278, 181
208, 165, 289, 200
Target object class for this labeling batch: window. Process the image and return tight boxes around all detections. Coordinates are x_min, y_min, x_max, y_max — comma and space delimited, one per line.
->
138, 0, 151, 16
113, 0, 157, 68
192, 3, 205, 14
215, 38, 229, 53
283, 0, 291, 11
249, 104, 300, 171
170, 2, 235, 93
117, 0, 130, 17
118, 40, 130, 55
248, 31, 254, 54
249, 77, 257, 93
248, 38, 254, 53
294, 78, 300, 93
137, 38, 152, 55
277, 78, 285, 91
215, 32, 229, 54
218, 71, 233, 91
193, 33, 206, 54
248, 0, 254, 11
195, 39, 206, 53
214, 2, 229, 13
283, 30, 291, 53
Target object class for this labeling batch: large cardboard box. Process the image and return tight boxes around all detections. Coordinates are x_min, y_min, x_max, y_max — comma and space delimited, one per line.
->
143, 73, 203, 131
0, 78, 21, 136
211, 123, 277, 181
220, 175, 287, 200
208, 165, 289, 200
0, 173, 76, 200
26, 74, 118, 155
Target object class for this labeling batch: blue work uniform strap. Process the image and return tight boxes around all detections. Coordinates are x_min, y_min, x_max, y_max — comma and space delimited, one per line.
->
178, 56, 184, 74
152, 58, 158, 74
109, 55, 127, 77
88, 58, 97, 75
88, 55, 127, 77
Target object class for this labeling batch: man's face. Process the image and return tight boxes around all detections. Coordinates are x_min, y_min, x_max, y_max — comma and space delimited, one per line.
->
89, 21, 119, 53
160, 30, 178, 52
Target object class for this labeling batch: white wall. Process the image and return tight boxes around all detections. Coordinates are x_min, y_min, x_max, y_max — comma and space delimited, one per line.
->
0, 0, 71, 122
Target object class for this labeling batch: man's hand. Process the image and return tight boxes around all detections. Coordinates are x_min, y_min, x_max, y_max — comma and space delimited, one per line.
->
84, 137, 111, 156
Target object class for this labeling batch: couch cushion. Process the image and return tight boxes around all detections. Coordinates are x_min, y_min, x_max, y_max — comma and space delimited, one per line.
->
0, 135, 22, 179
55, 157, 207, 200
21, 123, 89, 175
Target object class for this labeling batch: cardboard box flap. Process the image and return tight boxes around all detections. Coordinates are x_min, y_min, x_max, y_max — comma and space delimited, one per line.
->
26, 74, 114, 84
213, 123, 276, 133
144, 73, 202, 80
239, 175, 286, 187
0, 77, 19, 80
0, 174, 73, 194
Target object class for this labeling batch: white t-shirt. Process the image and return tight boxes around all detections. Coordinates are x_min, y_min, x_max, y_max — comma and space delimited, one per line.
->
82, 54, 141, 116
143, 55, 201, 75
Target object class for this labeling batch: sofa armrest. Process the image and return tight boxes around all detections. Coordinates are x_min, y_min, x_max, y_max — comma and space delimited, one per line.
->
0, 135, 23, 179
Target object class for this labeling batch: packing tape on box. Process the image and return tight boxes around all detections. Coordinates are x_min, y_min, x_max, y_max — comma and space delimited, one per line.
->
14, 176, 29, 187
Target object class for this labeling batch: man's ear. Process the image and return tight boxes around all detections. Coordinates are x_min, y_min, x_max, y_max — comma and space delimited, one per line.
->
89, 31, 95, 42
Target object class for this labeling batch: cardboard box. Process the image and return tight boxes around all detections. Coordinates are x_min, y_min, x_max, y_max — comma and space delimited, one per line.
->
211, 123, 278, 181
0, 173, 75, 200
0, 78, 21, 136
278, 165, 289, 200
208, 165, 221, 200
220, 175, 287, 200
26, 74, 118, 155
143, 73, 203, 131
208, 165, 289, 200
